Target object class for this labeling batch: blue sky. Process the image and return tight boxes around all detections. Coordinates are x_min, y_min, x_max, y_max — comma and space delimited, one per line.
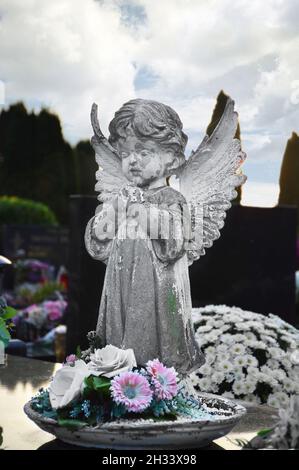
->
0, 0, 299, 206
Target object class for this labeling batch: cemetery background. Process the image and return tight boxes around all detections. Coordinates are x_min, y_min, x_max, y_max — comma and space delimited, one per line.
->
0, 94, 298, 450
0, 0, 299, 446
1, 93, 298, 364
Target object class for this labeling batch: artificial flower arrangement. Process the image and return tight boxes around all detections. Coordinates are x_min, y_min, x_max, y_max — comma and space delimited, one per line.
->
31, 332, 212, 429
191, 305, 299, 408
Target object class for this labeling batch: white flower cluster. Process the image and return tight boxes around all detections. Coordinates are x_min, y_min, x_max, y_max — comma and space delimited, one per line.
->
191, 305, 299, 408
266, 394, 299, 449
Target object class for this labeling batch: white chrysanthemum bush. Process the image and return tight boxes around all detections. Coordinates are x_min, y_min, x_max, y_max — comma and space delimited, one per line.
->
192, 305, 299, 408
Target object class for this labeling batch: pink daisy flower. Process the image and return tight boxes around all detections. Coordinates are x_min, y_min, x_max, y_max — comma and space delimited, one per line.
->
146, 359, 178, 400
110, 371, 153, 413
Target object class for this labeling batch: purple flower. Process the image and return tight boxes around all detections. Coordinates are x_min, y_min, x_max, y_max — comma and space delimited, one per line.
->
146, 359, 178, 400
25, 304, 39, 314
65, 354, 77, 366
44, 300, 67, 322
110, 371, 153, 412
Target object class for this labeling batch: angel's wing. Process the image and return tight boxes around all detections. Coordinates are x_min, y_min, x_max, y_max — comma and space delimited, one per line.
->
90, 103, 128, 202
176, 97, 247, 265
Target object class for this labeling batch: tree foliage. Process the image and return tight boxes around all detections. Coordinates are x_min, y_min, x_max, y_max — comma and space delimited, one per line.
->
0, 103, 96, 224
0, 196, 57, 225
278, 132, 299, 232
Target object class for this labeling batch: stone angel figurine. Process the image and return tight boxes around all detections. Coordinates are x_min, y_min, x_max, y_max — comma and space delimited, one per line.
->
85, 98, 246, 376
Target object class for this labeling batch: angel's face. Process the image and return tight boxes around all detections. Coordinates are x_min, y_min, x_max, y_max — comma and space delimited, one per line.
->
117, 135, 174, 188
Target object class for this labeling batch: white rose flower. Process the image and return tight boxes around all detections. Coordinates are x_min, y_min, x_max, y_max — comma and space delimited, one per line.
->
49, 359, 96, 410
49, 345, 137, 409
88, 345, 137, 378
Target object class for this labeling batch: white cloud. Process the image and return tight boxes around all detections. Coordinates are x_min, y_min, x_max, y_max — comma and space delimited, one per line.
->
241, 181, 280, 208
0, 0, 298, 208
0, 0, 138, 141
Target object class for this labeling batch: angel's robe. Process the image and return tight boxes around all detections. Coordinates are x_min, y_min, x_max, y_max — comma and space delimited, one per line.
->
85, 185, 204, 375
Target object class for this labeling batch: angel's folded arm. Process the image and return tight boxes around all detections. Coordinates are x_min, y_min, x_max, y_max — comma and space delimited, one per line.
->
84, 206, 116, 263
143, 201, 191, 264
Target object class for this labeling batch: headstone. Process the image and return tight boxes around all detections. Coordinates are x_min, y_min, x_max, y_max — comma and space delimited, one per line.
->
0, 224, 69, 266
189, 204, 297, 325
66, 196, 105, 354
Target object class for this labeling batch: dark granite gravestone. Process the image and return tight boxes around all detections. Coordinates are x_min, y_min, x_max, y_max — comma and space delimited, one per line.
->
0, 224, 69, 266
66, 196, 297, 353
189, 204, 297, 325
66, 196, 104, 354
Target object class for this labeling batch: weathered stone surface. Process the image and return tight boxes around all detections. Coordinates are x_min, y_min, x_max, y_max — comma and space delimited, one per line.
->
84, 98, 246, 374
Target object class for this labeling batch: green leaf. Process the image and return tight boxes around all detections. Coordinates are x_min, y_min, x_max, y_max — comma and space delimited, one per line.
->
1, 306, 17, 321
92, 376, 111, 398
0, 318, 11, 347
57, 418, 88, 431
83, 375, 111, 399
257, 428, 272, 437
83, 375, 94, 390
75, 345, 82, 359
92, 376, 111, 389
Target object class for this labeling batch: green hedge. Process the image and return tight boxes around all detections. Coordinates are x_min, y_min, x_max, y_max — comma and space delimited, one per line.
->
0, 196, 58, 225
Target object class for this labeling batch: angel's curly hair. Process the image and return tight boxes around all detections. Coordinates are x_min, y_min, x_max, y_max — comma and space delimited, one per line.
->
108, 99, 188, 174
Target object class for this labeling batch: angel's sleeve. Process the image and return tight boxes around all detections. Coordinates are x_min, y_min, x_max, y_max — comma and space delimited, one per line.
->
150, 191, 191, 264
84, 205, 114, 264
